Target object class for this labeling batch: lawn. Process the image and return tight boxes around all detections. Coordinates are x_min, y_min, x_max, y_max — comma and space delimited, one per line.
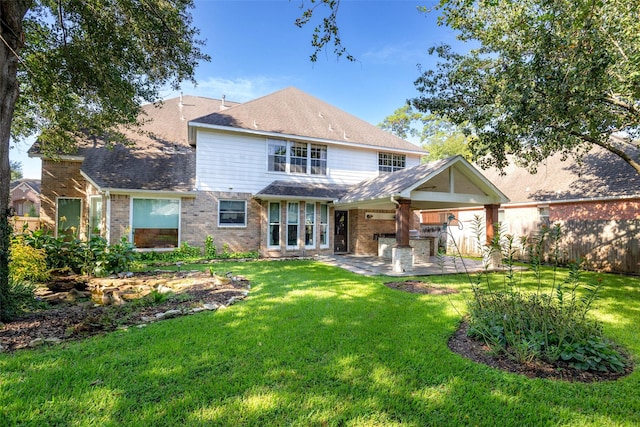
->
1, 260, 638, 426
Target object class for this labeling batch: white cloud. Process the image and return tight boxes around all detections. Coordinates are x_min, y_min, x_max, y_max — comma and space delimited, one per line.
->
161, 76, 286, 103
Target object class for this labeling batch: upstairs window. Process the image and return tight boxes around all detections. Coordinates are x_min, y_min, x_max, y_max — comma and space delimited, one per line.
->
268, 139, 327, 175
378, 152, 406, 173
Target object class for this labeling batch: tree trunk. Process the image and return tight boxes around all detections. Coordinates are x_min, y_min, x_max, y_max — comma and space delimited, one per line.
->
0, 1, 30, 321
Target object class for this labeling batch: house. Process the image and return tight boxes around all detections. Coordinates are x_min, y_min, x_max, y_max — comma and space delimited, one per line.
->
10, 179, 40, 217
425, 141, 640, 273
30, 87, 507, 272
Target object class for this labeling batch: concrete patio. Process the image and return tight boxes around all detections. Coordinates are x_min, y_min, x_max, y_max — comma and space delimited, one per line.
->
315, 254, 488, 277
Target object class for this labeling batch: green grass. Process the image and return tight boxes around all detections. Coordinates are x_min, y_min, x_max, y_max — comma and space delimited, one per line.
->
1, 260, 638, 426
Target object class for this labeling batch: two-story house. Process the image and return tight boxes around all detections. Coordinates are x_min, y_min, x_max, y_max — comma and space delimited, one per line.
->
31, 87, 507, 271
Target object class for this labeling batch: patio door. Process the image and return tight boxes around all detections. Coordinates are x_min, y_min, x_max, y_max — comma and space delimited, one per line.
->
334, 210, 348, 253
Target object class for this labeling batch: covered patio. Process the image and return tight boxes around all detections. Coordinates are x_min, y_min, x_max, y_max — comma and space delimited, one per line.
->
334, 156, 510, 273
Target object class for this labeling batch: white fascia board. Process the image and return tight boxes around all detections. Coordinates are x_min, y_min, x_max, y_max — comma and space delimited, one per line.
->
255, 194, 336, 202
80, 171, 196, 198
188, 122, 426, 156
30, 152, 85, 161
410, 190, 504, 206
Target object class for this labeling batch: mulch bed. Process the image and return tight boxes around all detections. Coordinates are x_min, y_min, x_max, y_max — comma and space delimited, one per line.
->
0, 271, 249, 352
385, 280, 634, 382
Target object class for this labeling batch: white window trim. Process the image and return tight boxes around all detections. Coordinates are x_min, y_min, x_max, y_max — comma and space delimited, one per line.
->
89, 195, 103, 238
305, 202, 316, 248
55, 197, 83, 238
266, 138, 328, 176
320, 204, 330, 249
268, 201, 281, 250
129, 197, 182, 246
218, 199, 248, 228
378, 152, 406, 173
286, 201, 299, 249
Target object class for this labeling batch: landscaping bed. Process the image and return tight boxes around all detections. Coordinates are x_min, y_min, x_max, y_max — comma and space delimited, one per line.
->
0, 270, 250, 352
386, 279, 633, 383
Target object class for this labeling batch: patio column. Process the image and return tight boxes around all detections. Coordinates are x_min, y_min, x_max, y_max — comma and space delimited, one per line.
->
484, 204, 501, 268
392, 198, 413, 273
395, 199, 412, 248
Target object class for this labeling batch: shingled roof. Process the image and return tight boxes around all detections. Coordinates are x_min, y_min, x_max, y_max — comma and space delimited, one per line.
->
191, 87, 425, 154
31, 95, 229, 192
478, 142, 640, 203
256, 180, 352, 200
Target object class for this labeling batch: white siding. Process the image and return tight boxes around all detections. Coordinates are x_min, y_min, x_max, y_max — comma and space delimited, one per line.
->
195, 129, 422, 193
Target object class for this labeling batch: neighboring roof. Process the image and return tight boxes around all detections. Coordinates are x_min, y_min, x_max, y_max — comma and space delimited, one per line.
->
479, 142, 640, 204
336, 156, 509, 210
10, 179, 41, 194
256, 180, 352, 201
191, 87, 425, 154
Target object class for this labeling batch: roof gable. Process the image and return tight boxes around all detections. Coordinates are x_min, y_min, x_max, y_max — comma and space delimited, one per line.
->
337, 156, 509, 209
191, 87, 425, 153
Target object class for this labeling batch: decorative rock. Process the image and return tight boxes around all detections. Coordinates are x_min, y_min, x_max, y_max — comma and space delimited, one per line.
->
140, 316, 156, 323
0, 344, 5, 352
44, 337, 62, 345
202, 303, 219, 311
190, 307, 206, 313
28, 338, 44, 348
136, 324, 147, 328
155, 309, 181, 319
157, 285, 173, 294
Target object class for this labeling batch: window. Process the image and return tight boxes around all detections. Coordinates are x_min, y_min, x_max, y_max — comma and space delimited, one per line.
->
89, 196, 103, 237
267, 139, 327, 175
287, 202, 299, 248
310, 144, 327, 175
320, 204, 329, 247
268, 140, 287, 172
219, 200, 247, 227
268, 202, 281, 248
132, 198, 179, 248
305, 202, 316, 247
378, 152, 406, 173
290, 142, 308, 174
57, 198, 81, 240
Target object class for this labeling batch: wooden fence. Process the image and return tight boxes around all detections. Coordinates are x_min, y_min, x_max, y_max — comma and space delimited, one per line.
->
448, 218, 640, 275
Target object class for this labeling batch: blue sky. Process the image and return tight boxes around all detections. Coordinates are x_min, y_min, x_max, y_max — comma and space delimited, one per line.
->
12, 0, 461, 178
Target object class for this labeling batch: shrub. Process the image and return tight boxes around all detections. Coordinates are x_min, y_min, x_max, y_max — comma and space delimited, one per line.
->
204, 235, 217, 258
465, 217, 628, 373
9, 236, 49, 283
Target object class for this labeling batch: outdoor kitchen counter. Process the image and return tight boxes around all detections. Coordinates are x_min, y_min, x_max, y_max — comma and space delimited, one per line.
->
377, 237, 437, 263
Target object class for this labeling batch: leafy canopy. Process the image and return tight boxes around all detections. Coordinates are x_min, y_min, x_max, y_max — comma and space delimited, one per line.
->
11, 0, 209, 155
412, 0, 640, 174
379, 105, 471, 161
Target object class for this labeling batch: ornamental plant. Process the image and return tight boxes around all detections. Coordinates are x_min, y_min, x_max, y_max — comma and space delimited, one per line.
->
465, 216, 628, 373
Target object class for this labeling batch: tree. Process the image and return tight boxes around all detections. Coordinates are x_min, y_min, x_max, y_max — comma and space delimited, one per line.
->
379, 105, 471, 161
10, 161, 22, 181
411, 0, 640, 174
0, 0, 208, 321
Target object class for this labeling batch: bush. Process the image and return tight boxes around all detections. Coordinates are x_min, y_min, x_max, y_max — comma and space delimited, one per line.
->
20, 229, 136, 277
465, 218, 628, 373
9, 236, 49, 283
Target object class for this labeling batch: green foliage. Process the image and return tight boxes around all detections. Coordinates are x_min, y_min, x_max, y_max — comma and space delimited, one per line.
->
20, 229, 135, 277
204, 235, 217, 258
378, 105, 472, 161
466, 219, 628, 372
2, 279, 44, 320
9, 236, 49, 283
413, 0, 640, 174
10, 161, 22, 181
